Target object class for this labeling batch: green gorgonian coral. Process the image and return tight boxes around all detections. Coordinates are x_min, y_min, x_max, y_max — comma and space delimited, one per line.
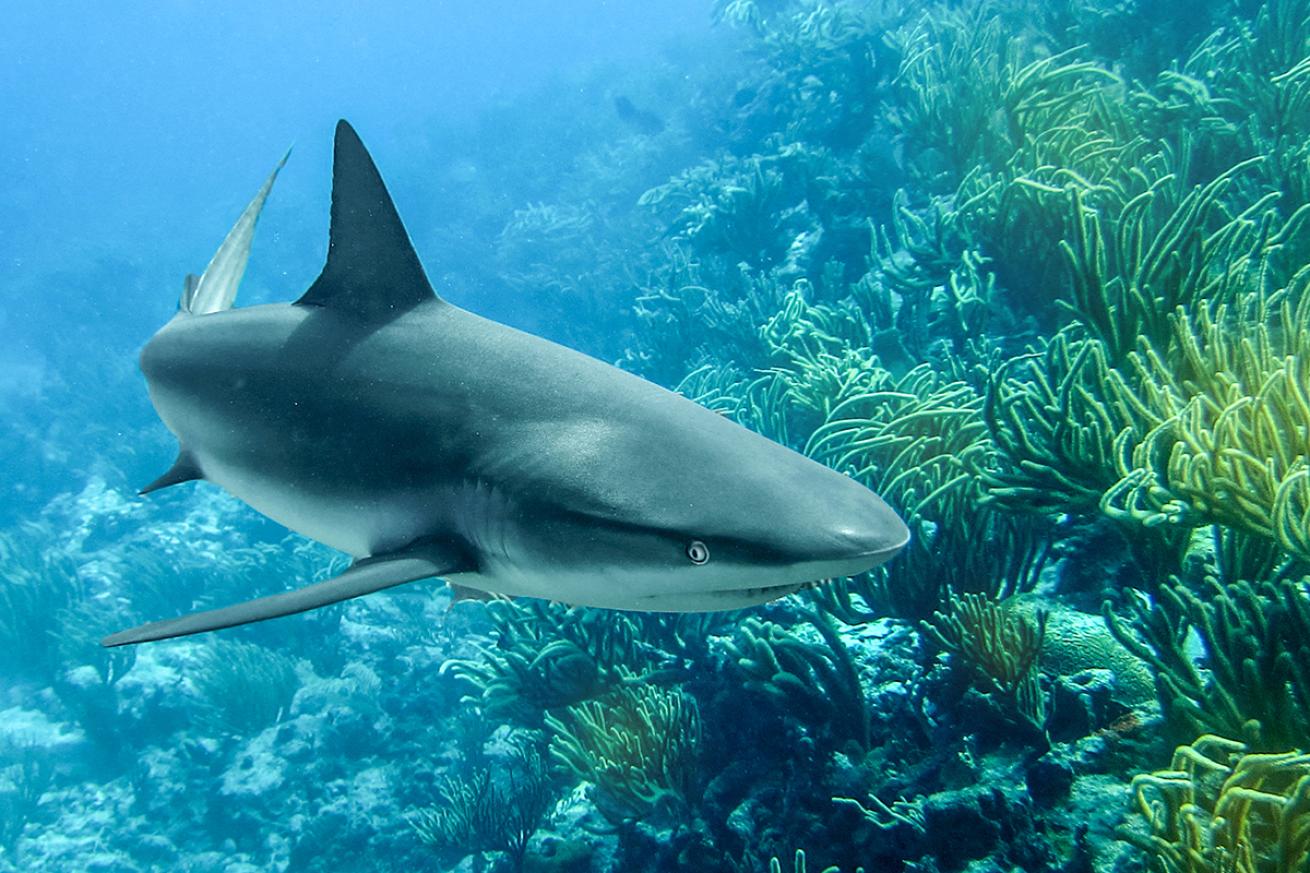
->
1060, 161, 1309, 364
545, 683, 702, 825
925, 592, 1048, 729
983, 171, 1310, 577
192, 640, 300, 736
410, 743, 553, 873
1120, 734, 1310, 873
807, 364, 1049, 620
1102, 280, 1310, 573
768, 848, 858, 873
983, 331, 1142, 517
440, 599, 675, 726
0, 529, 101, 685
1105, 576, 1310, 751
723, 609, 870, 751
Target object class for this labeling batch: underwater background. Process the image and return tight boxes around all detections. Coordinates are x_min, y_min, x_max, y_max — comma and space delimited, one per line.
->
4, 0, 1310, 870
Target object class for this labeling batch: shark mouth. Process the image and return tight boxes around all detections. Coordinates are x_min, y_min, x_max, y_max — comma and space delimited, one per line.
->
631, 581, 810, 613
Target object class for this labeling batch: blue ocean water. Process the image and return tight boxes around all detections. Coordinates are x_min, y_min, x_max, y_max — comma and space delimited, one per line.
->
0, 0, 721, 517
4, 0, 1310, 871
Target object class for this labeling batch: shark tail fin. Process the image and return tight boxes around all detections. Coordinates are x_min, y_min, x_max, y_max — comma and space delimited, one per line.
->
181, 149, 290, 316
101, 544, 465, 647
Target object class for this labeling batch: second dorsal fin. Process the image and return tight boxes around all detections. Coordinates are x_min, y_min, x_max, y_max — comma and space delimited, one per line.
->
296, 120, 437, 320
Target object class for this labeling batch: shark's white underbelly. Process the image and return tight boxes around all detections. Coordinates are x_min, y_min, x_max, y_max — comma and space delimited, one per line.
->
195, 446, 827, 613
197, 453, 440, 559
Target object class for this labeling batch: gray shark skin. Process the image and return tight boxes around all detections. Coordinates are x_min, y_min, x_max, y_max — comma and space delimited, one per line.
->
102, 120, 909, 647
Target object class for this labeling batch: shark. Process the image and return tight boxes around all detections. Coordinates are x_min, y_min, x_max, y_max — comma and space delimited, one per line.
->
102, 120, 909, 647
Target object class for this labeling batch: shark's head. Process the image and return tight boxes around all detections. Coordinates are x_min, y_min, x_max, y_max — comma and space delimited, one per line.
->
480, 394, 910, 611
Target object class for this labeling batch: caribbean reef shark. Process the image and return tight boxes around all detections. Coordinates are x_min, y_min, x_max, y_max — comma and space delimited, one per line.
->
103, 120, 909, 647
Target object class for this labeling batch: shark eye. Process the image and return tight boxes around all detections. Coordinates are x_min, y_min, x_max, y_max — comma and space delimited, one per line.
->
686, 540, 709, 565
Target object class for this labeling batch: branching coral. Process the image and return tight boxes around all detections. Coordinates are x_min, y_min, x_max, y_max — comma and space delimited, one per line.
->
1121, 734, 1310, 873
887, 0, 1304, 338
545, 682, 701, 824
440, 599, 671, 726
925, 592, 1048, 729
984, 202, 1310, 576
668, 277, 891, 452
807, 364, 1050, 620
410, 743, 553, 873
675, 361, 754, 419
0, 742, 53, 854
752, 280, 889, 439
718, 0, 895, 148
1101, 280, 1310, 571
639, 148, 831, 272
722, 608, 869, 751
629, 249, 791, 381
496, 201, 602, 301
768, 848, 860, 873
1152, 0, 1310, 210
1105, 576, 1310, 751
888, 3, 1125, 194
1060, 161, 1309, 364
192, 640, 300, 736
0, 528, 88, 684
874, 191, 963, 302
983, 332, 1144, 516
760, 279, 875, 372
832, 791, 926, 834
56, 599, 137, 688
869, 193, 996, 367
885, 5, 1011, 186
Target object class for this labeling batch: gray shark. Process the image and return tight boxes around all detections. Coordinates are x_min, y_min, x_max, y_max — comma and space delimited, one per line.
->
102, 120, 908, 647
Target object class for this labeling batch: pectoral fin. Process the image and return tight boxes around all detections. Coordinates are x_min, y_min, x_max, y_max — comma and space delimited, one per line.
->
447, 582, 504, 605
102, 541, 468, 647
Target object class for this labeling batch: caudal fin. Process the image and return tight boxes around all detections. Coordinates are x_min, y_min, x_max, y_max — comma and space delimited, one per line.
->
181, 149, 290, 315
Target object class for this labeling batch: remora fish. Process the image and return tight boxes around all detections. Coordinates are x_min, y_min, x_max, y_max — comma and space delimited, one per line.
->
103, 120, 909, 647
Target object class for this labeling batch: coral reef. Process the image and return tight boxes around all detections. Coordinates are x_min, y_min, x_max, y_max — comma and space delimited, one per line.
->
546, 683, 702, 825
1120, 734, 1310, 873
9, 0, 1310, 870
1106, 575, 1310, 751
924, 593, 1047, 730
410, 743, 553, 873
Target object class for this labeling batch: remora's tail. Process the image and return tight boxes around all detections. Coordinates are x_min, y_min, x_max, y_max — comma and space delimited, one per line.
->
180, 149, 290, 315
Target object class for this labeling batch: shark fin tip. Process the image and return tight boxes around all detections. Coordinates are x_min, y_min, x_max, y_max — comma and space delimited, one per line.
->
140, 450, 203, 496
296, 119, 437, 319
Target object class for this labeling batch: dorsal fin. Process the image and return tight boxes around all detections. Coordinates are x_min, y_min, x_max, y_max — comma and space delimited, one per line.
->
296, 120, 437, 319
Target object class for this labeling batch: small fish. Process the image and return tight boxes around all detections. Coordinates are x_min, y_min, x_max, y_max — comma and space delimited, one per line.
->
614, 95, 666, 135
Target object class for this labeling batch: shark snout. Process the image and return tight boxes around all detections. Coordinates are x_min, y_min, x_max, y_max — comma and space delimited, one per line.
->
822, 498, 910, 569
836, 492, 910, 557
787, 477, 910, 579
831, 521, 907, 562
